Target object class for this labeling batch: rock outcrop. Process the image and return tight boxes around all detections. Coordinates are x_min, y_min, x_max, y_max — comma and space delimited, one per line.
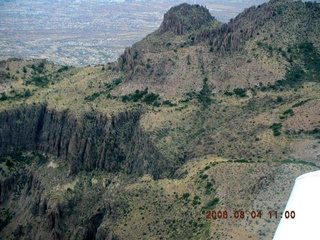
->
197, 0, 320, 55
117, 3, 216, 71
116, 47, 143, 72
0, 104, 170, 239
160, 3, 214, 35
0, 104, 169, 178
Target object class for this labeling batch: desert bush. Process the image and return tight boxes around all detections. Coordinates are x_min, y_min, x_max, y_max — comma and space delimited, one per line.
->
143, 92, 159, 104
292, 99, 310, 108
85, 92, 101, 102
162, 100, 176, 106
283, 108, 294, 116
0, 92, 8, 101
203, 198, 219, 209
182, 193, 190, 200
112, 77, 122, 86
270, 123, 282, 136
224, 91, 234, 96
29, 76, 49, 87
276, 96, 284, 103
57, 66, 69, 73
233, 88, 247, 97
197, 77, 211, 107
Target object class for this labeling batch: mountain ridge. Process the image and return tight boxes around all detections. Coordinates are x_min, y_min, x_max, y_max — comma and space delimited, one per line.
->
0, 1, 319, 239
116, 1, 320, 97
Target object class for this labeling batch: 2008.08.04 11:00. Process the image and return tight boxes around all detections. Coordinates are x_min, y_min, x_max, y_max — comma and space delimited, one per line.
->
206, 210, 296, 219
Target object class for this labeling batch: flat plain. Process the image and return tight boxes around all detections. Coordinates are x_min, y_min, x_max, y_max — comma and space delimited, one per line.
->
0, 0, 265, 66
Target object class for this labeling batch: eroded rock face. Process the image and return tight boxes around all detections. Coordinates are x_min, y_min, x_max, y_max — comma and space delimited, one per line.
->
0, 104, 169, 178
0, 165, 123, 240
117, 47, 143, 72
0, 104, 171, 239
116, 3, 216, 72
160, 3, 214, 35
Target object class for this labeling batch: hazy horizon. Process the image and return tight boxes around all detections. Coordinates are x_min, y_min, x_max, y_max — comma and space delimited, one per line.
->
0, 0, 270, 66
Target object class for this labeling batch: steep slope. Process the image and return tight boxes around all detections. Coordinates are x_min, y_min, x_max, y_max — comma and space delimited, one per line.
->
0, 105, 169, 178
115, 0, 320, 97
159, 3, 215, 35
0, 1, 320, 239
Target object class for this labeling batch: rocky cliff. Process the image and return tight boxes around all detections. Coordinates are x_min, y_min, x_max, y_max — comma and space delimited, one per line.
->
0, 104, 169, 178
159, 3, 215, 35
0, 104, 171, 239
0, 159, 126, 240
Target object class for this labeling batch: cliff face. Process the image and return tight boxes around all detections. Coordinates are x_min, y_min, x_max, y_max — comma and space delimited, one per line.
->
0, 104, 170, 239
0, 163, 125, 240
0, 105, 168, 178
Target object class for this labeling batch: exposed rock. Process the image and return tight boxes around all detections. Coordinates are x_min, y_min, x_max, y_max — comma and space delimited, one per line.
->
160, 3, 215, 35
117, 3, 216, 71
197, 0, 320, 55
117, 47, 141, 72
0, 104, 170, 178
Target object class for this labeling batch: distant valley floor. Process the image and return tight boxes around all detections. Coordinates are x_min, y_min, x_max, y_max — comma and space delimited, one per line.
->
0, 0, 265, 66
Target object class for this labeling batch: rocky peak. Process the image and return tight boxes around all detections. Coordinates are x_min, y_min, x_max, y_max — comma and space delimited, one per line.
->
159, 3, 215, 35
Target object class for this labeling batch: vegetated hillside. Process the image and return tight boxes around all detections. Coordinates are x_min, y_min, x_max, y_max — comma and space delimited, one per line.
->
116, 0, 320, 97
0, 1, 320, 239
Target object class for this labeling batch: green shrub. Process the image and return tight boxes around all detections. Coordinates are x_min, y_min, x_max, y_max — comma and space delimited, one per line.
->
292, 99, 310, 108
5, 159, 14, 168
85, 92, 101, 102
57, 66, 69, 73
298, 42, 320, 78
182, 193, 190, 200
234, 159, 250, 163
153, 101, 160, 107
283, 109, 294, 116
24, 89, 31, 97
197, 77, 211, 107
132, 89, 148, 102
112, 78, 122, 86
31, 62, 46, 74
201, 174, 208, 179
233, 88, 247, 97
203, 198, 219, 209
270, 123, 282, 136
29, 76, 49, 87
143, 92, 159, 104
204, 166, 210, 170
162, 100, 176, 107
121, 95, 129, 102
0, 92, 8, 101
205, 182, 213, 189
224, 91, 234, 96
283, 65, 304, 86
276, 96, 284, 103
